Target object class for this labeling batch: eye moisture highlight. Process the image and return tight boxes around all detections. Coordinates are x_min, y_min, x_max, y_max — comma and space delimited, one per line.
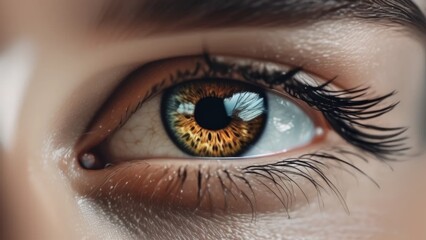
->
74, 53, 408, 214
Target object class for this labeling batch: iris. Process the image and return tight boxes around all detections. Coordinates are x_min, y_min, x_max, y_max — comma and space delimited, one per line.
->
161, 79, 267, 157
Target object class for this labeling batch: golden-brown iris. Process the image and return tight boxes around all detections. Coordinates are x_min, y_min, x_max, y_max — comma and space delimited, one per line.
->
161, 79, 268, 157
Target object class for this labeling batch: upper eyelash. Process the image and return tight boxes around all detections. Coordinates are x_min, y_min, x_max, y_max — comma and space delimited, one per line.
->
124, 53, 407, 159
201, 53, 408, 160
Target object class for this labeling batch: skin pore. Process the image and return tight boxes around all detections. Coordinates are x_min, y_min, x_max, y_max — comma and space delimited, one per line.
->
1, 0, 425, 239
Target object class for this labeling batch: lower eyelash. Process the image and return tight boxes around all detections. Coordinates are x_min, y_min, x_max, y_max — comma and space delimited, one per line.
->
235, 149, 374, 216
92, 147, 376, 217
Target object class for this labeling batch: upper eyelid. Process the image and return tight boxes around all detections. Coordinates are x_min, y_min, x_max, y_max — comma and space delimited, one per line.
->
82, 26, 411, 91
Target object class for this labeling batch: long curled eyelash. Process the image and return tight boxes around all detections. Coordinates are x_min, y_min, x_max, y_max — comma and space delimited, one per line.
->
125, 53, 407, 161
202, 54, 408, 160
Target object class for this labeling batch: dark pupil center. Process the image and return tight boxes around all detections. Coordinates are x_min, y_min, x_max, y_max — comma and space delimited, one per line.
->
194, 97, 231, 131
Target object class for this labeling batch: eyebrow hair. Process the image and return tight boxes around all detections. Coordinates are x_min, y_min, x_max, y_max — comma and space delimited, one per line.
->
97, 0, 426, 35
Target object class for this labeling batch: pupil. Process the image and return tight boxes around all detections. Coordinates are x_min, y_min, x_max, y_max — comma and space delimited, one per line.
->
194, 97, 231, 130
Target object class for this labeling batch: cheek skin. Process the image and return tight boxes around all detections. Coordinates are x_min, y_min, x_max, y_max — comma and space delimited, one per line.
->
0, 43, 81, 240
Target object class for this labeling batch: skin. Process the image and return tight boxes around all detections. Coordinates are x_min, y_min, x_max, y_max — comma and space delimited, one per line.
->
1, 0, 425, 239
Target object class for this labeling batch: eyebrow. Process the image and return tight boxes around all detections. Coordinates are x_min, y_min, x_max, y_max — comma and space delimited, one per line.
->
97, 0, 426, 35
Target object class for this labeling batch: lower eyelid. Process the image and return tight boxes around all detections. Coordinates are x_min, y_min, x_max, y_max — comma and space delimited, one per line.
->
70, 161, 312, 214
70, 138, 358, 215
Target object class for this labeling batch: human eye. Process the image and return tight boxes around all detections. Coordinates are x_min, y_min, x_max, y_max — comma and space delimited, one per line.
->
81, 55, 323, 162
71, 52, 406, 215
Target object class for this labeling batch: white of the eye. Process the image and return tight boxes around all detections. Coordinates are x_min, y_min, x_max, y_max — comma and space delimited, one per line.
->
106, 95, 188, 160
224, 92, 265, 121
242, 92, 316, 156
